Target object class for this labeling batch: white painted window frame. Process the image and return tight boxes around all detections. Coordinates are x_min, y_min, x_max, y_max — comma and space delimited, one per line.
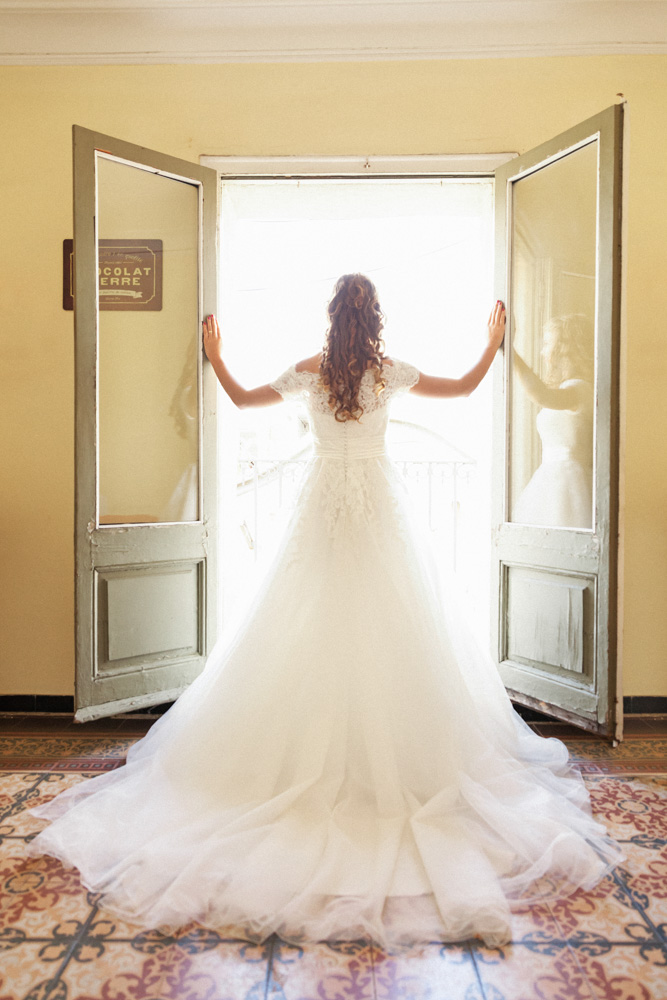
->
199, 153, 517, 177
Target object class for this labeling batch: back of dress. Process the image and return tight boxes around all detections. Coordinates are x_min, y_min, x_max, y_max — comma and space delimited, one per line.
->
271, 359, 419, 452
270, 360, 419, 529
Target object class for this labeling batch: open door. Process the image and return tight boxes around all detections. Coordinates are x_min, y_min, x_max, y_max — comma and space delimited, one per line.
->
492, 105, 623, 739
73, 126, 218, 721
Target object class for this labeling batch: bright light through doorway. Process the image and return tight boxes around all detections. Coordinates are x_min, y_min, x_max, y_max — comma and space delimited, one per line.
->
218, 177, 494, 643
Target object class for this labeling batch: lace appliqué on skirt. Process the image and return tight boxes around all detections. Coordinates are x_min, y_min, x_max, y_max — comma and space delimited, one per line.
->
314, 459, 378, 532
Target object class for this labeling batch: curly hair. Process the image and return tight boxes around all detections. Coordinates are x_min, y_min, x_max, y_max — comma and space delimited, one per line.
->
320, 274, 386, 422
542, 314, 595, 387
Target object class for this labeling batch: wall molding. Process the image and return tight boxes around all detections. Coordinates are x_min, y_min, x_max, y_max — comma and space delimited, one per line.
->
3, 43, 666, 67
2, 0, 667, 65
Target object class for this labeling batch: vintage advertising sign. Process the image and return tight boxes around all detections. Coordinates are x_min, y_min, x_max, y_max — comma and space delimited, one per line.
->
63, 239, 163, 310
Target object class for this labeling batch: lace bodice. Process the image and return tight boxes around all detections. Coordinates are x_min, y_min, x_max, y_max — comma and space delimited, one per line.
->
271, 360, 419, 455
270, 360, 420, 528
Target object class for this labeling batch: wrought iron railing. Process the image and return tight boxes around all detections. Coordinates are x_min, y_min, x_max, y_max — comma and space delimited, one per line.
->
236, 455, 477, 571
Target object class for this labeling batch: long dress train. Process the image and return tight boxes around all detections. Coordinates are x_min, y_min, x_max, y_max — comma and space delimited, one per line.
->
27, 360, 622, 951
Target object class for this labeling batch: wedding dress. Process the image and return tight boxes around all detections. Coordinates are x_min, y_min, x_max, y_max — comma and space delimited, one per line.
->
27, 361, 621, 951
514, 378, 594, 529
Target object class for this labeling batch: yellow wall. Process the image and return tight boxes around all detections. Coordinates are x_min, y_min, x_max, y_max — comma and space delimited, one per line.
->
1, 56, 666, 698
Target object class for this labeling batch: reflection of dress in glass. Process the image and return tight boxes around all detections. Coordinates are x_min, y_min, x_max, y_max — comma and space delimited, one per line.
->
514, 379, 593, 529
27, 363, 620, 951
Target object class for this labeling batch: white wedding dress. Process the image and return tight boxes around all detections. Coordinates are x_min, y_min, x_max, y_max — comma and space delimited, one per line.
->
514, 379, 594, 529
28, 361, 622, 951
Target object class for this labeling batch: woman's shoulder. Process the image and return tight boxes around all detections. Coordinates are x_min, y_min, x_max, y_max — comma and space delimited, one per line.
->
294, 353, 322, 375
270, 360, 319, 398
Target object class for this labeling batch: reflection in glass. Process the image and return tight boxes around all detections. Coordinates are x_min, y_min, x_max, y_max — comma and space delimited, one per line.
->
97, 156, 200, 525
508, 140, 598, 530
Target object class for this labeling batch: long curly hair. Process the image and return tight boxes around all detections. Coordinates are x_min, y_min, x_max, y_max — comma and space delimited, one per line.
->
320, 274, 386, 422
542, 314, 595, 386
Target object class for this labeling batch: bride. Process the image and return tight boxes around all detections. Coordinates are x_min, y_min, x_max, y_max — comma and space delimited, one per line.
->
27, 274, 622, 951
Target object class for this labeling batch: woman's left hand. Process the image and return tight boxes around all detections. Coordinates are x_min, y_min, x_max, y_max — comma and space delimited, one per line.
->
202, 314, 223, 363
487, 301, 506, 351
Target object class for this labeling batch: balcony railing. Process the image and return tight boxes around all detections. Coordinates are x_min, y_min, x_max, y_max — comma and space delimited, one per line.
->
236, 455, 477, 572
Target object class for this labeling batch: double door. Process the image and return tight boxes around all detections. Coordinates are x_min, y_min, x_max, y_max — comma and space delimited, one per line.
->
72, 108, 623, 739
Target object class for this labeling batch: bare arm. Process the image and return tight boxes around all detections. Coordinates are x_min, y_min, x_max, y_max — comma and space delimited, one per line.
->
410, 301, 506, 399
512, 349, 583, 411
202, 314, 283, 409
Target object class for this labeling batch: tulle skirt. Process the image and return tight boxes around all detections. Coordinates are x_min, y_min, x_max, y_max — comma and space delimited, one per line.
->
27, 454, 622, 950
515, 457, 593, 529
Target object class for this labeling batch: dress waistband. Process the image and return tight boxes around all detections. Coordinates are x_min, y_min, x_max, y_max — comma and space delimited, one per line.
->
314, 441, 387, 460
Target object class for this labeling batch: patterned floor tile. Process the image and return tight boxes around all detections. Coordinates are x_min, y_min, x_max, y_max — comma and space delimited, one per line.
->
2, 773, 85, 838
268, 938, 375, 1000
0, 772, 44, 845
0, 939, 71, 1000
585, 776, 667, 840
371, 941, 482, 1000
574, 946, 667, 1000
470, 902, 596, 1000
52, 933, 270, 1000
474, 939, 597, 999
547, 885, 667, 995
503, 900, 561, 943
612, 841, 667, 937
547, 875, 642, 939
0, 734, 136, 772
0, 843, 95, 937
0, 724, 664, 1000
566, 738, 667, 776
0, 771, 44, 797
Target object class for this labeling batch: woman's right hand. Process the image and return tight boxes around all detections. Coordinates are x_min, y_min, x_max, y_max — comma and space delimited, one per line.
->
488, 301, 506, 351
203, 314, 223, 363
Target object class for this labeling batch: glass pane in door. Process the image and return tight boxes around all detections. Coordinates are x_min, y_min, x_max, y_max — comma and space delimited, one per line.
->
508, 140, 598, 530
97, 154, 200, 525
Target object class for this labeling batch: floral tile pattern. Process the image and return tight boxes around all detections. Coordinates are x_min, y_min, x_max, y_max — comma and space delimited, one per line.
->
54, 933, 271, 1000
565, 738, 667, 775
0, 716, 665, 1000
0, 734, 134, 773
269, 939, 376, 999
371, 941, 483, 1000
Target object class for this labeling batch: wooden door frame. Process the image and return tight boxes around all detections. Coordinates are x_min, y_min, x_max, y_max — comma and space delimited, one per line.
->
73, 126, 219, 721
491, 105, 624, 740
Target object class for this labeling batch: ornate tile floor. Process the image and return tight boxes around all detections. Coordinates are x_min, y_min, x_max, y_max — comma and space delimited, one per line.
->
0, 715, 665, 1000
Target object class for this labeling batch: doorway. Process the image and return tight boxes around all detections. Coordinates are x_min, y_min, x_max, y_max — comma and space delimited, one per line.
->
217, 175, 494, 643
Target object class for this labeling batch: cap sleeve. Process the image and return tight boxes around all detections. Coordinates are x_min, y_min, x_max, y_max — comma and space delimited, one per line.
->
270, 364, 308, 399
385, 359, 420, 394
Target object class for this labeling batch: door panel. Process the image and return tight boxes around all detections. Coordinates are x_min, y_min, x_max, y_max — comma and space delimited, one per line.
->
508, 139, 598, 530
98, 561, 202, 666
97, 156, 201, 525
503, 565, 595, 678
73, 126, 218, 722
492, 105, 623, 738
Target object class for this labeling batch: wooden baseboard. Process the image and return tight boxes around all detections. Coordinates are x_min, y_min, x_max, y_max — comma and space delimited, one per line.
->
1, 694, 666, 717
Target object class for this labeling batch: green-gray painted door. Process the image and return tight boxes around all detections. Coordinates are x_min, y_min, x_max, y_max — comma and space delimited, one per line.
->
73, 126, 218, 722
492, 106, 623, 739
